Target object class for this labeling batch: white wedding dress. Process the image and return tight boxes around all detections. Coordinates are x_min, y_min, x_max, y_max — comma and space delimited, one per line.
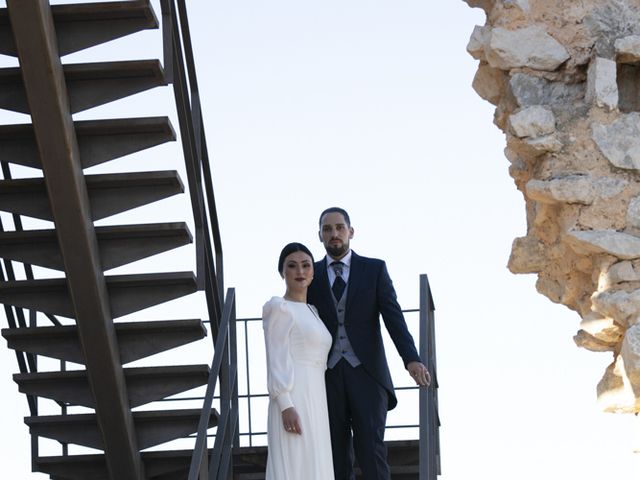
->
262, 296, 334, 479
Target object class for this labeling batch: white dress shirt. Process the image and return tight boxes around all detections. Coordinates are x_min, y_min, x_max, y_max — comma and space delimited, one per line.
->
326, 250, 352, 286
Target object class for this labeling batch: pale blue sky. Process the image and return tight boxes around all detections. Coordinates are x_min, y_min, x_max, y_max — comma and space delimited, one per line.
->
0, 1, 638, 478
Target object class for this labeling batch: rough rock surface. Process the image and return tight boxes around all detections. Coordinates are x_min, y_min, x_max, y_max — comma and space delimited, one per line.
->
464, 0, 640, 415
592, 113, 640, 170
508, 106, 556, 138
586, 57, 618, 110
485, 25, 570, 70
615, 35, 640, 63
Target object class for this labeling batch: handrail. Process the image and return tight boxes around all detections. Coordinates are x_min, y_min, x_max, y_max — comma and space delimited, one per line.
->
160, 0, 224, 333
188, 288, 237, 480
233, 298, 436, 448
419, 274, 441, 479
159, 2, 237, 478
174, 0, 225, 304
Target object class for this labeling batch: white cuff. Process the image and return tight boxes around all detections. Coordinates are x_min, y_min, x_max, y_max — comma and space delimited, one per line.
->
276, 393, 294, 412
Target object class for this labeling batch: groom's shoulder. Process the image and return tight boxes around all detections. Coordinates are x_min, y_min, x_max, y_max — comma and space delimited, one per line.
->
353, 251, 385, 267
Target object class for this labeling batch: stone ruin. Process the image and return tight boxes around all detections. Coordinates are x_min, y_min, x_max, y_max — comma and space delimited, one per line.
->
463, 0, 640, 413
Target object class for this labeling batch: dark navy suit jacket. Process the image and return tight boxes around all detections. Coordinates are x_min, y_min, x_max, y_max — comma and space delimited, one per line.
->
308, 251, 421, 410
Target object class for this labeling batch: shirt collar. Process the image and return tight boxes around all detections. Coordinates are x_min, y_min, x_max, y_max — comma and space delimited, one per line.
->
326, 249, 352, 269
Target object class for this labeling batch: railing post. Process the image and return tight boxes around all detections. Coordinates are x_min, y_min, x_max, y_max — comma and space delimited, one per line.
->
30, 432, 38, 473
198, 453, 208, 480
418, 274, 429, 480
243, 319, 253, 447
188, 289, 237, 480
231, 303, 239, 450
218, 320, 230, 474
419, 274, 439, 479
208, 289, 238, 480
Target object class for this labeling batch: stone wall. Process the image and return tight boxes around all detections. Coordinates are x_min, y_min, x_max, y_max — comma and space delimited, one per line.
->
463, 0, 640, 413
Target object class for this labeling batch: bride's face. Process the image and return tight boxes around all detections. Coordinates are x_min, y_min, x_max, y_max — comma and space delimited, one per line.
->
282, 251, 314, 292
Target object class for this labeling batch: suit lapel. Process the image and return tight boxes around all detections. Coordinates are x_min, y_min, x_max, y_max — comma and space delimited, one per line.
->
345, 251, 365, 311
314, 260, 337, 322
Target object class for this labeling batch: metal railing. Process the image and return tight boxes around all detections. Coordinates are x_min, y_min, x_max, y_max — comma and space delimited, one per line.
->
188, 288, 238, 480
160, 1, 239, 478
160, 0, 225, 328
231, 274, 441, 479
234, 314, 427, 446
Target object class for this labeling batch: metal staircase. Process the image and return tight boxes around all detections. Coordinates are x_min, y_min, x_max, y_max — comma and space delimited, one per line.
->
0, 1, 232, 479
0, 2, 438, 479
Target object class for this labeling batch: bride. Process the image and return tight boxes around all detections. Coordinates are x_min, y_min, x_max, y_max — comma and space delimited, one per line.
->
262, 242, 334, 479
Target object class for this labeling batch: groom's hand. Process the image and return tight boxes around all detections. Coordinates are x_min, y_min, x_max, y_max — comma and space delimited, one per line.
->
407, 361, 430, 387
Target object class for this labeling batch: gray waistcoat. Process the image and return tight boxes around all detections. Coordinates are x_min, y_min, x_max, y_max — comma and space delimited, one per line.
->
327, 285, 361, 369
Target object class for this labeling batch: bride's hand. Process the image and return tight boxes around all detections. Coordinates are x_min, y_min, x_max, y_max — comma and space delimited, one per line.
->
281, 407, 302, 435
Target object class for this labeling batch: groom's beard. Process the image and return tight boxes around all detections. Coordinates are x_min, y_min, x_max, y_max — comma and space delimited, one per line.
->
326, 241, 349, 258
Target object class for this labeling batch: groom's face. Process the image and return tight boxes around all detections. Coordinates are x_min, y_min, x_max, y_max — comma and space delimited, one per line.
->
319, 212, 354, 259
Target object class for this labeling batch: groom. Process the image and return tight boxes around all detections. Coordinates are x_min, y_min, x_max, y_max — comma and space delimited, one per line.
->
308, 207, 430, 480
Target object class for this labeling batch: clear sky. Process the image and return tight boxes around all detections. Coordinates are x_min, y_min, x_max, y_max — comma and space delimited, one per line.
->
0, 0, 639, 478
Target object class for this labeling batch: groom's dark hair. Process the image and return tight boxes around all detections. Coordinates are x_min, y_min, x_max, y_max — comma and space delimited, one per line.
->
318, 207, 351, 227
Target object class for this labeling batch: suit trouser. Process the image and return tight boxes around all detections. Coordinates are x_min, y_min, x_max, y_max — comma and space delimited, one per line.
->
325, 359, 390, 480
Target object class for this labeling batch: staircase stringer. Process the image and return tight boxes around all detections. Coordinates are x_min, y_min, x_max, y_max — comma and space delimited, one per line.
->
6, 1, 144, 479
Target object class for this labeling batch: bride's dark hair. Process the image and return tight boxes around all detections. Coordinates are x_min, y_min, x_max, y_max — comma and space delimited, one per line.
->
278, 242, 314, 275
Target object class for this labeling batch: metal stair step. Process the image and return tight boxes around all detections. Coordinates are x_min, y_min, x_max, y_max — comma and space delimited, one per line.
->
0, 222, 192, 271
0, 60, 165, 114
14, 364, 209, 409
0, 170, 184, 222
36, 454, 109, 480
36, 449, 205, 480
0, 271, 198, 319
0, 0, 157, 57
233, 446, 267, 478
25, 409, 219, 451
0, 117, 175, 169
2, 319, 207, 365
385, 439, 420, 467
386, 466, 420, 479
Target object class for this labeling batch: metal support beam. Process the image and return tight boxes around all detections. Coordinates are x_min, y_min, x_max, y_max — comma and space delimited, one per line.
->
6, 1, 144, 478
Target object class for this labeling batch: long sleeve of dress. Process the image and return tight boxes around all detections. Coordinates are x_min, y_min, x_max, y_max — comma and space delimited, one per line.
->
263, 297, 295, 412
